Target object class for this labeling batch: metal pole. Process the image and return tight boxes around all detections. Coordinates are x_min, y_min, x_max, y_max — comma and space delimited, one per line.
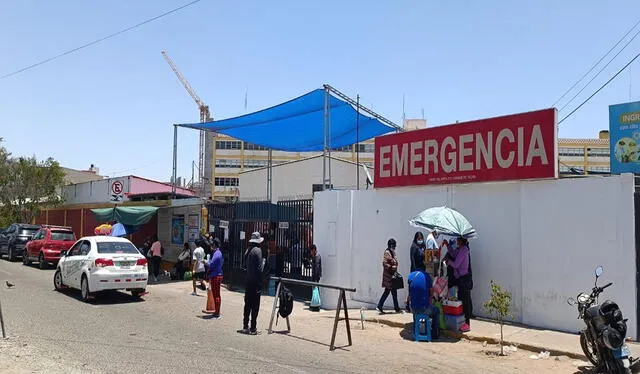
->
267, 149, 273, 202
327, 88, 332, 190
172, 124, 178, 198
0, 295, 6, 339
323, 88, 329, 190
356, 94, 360, 190
323, 84, 402, 132
191, 160, 195, 188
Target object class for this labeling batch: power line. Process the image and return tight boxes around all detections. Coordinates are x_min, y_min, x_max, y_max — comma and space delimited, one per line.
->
558, 26, 640, 113
552, 17, 640, 107
558, 51, 640, 125
0, 0, 201, 81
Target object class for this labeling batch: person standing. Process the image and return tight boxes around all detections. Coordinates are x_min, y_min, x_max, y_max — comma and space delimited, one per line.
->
377, 238, 401, 314
191, 240, 207, 296
406, 232, 426, 311
425, 229, 441, 276
445, 237, 472, 332
207, 238, 224, 319
242, 232, 264, 335
310, 244, 322, 282
309, 244, 322, 311
149, 235, 163, 282
174, 243, 191, 280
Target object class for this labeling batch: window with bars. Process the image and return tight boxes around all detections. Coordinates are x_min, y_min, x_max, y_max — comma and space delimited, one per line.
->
356, 143, 375, 153
558, 147, 585, 157
214, 177, 239, 186
587, 148, 610, 157
244, 142, 269, 151
215, 159, 241, 168
333, 145, 352, 152
215, 141, 242, 150
244, 159, 269, 168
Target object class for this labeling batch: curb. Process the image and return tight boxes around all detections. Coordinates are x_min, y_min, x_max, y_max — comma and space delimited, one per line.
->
217, 284, 587, 361
362, 316, 587, 361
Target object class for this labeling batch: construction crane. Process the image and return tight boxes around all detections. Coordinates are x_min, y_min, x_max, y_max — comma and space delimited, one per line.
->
161, 50, 212, 189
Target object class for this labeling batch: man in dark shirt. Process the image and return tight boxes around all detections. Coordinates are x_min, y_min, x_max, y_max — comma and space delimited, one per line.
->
242, 232, 264, 335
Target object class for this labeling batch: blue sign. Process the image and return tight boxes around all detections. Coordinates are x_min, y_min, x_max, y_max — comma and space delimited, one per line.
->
609, 101, 640, 174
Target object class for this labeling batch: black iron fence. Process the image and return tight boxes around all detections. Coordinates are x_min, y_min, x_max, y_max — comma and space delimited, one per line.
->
206, 199, 314, 297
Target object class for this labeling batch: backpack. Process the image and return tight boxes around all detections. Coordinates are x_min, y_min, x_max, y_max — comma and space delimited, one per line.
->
278, 285, 294, 318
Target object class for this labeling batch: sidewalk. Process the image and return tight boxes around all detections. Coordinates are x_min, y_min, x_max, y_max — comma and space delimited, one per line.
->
362, 310, 588, 359
156, 281, 638, 360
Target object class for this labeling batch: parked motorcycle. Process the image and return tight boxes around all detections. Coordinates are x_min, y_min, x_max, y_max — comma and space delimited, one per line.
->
567, 266, 633, 373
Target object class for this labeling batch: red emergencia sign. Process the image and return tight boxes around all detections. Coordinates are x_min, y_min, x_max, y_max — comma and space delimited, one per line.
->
374, 109, 557, 188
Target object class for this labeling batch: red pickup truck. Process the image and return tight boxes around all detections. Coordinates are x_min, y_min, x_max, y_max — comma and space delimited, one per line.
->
24, 225, 76, 269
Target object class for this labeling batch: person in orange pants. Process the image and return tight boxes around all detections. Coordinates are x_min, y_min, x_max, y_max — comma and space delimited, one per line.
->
206, 238, 224, 319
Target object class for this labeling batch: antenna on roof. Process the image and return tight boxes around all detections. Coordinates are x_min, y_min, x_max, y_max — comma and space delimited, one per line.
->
421, 108, 425, 120
402, 94, 406, 123
244, 85, 248, 112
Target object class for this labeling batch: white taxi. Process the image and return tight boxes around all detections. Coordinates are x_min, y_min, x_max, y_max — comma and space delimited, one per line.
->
54, 236, 148, 301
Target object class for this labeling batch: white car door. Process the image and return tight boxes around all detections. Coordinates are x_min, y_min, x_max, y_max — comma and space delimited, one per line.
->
64, 240, 91, 289
61, 241, 81, 288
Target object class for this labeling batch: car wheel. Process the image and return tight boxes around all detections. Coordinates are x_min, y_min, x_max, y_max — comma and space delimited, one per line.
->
7, 245, 16, 262
22, 251, 31, 266
131, 289, 146, 299
80, 276, 91, 302
38, 253, 48, 270
54, 269, 64, 291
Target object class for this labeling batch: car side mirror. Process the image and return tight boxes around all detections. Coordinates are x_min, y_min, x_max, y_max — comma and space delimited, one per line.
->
60, 250, 67, 257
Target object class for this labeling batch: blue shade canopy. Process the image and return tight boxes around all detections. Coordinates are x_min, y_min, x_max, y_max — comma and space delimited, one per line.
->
177, 89, 396, 152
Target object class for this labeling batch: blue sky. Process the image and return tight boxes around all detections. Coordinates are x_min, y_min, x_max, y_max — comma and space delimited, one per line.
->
1, 0, 640, 182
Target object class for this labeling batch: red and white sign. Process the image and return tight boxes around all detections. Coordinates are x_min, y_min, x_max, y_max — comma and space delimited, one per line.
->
374, 109, 557, 188
111, 180, 123, 194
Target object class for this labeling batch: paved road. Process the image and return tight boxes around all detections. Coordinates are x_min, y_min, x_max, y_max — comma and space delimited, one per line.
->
0, 258, 597, 373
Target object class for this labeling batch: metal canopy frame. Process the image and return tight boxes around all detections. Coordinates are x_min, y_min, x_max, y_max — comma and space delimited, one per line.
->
171, 84, 402, 198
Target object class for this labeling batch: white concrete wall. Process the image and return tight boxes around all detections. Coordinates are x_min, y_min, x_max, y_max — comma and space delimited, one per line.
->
62, 177, 131, 204
240, 157, 371, 202
313, 174, 637, 338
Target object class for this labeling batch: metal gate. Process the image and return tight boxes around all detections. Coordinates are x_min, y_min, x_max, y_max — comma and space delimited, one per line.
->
206, 199, 313, 296
275, 199, 314, 281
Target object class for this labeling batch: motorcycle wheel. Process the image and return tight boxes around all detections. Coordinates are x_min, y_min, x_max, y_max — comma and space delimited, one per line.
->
580, 332, 600, 367
613, 358, 631, 374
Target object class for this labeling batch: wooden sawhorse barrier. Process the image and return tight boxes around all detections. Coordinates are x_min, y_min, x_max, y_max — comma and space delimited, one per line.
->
267, 277, 356, 351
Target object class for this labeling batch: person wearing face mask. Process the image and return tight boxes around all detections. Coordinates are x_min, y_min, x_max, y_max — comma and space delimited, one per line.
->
425, 229, 440, 276
377, 238, 401, 314
406, 232, 426, 312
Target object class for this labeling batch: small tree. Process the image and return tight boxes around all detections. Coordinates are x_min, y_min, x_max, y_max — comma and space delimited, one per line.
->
484, 280, 514, 356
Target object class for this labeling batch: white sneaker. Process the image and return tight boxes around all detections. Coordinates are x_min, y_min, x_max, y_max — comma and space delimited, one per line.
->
191, 292, 197, 296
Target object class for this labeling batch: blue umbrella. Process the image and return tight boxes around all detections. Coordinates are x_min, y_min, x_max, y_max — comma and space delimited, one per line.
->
111, 223, 127, 237
409, 206, 477, 238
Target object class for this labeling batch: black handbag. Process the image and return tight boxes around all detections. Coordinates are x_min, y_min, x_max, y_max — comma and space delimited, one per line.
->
391, 272, 404, 290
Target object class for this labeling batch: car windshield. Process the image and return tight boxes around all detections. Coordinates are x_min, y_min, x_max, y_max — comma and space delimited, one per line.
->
96, 241, 139, 254
19, 228, 38, 236
51, 231, 75, 241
